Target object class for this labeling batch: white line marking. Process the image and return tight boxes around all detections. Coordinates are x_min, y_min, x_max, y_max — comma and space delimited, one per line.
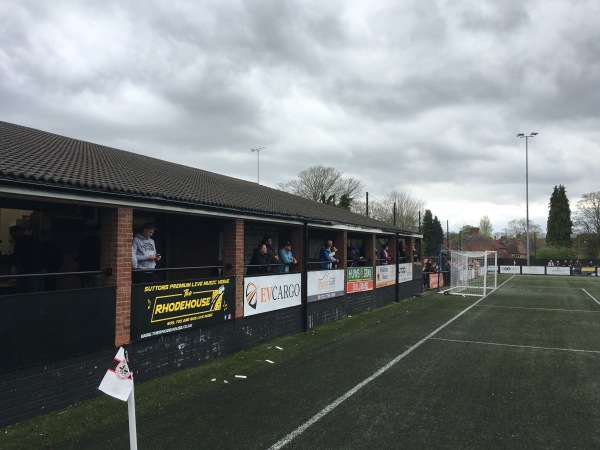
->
430, 337, 600, 354
582, 288, 600, 306
268, 276, 516, 450
477, 305, 600, 313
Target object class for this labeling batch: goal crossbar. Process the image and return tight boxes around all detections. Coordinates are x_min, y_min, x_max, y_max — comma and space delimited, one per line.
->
444, 250, 497, 297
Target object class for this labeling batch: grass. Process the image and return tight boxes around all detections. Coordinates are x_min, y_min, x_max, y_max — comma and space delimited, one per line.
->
3, 274, 600, 449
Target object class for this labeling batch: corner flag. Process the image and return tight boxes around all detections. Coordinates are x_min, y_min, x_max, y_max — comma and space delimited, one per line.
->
99, 347, 133, 401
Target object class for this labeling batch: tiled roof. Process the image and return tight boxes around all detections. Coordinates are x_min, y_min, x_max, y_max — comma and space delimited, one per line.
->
0, 121, 415, 234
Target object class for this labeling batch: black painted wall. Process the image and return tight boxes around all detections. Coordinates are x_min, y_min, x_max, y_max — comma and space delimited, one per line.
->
0, 281, 422, 428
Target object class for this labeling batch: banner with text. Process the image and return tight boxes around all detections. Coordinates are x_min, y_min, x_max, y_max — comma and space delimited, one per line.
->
499, 266, 521, 274
376, 265, 396, 288
347, 267, 374, 293
244, 273, 302, 316
398, 263, 413, 283
307, 269, 345, 302
131, 277, 235, 341
429, 273, 444, 289
521, 266, 545, 275
547, 266, 570, 276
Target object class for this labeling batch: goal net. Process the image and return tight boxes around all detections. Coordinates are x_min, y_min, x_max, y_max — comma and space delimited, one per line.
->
446, 250, 497, 297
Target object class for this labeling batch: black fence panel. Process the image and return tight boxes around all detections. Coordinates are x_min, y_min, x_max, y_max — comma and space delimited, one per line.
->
1, 287, 116, 373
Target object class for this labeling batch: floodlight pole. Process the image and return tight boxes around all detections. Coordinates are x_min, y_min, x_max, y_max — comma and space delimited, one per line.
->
250, 147, 265, 184
517, 132, 538, 266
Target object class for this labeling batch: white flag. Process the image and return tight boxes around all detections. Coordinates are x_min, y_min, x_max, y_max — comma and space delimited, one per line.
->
99, 347, 133, 401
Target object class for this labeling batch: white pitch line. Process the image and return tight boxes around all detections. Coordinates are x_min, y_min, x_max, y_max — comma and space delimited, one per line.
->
477, 305, 600, 313
430, 337, 600, 354
582, 288, 600, 307
267, 275, 516, 450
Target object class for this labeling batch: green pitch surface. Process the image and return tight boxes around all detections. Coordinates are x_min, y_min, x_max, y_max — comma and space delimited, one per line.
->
3, 274, 600, 449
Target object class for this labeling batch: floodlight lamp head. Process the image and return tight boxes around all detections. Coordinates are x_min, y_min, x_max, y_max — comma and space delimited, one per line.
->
531, 132, 538, 136
517, 133, 525, 137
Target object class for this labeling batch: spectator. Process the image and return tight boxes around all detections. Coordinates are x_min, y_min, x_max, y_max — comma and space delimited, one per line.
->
379, 244, 392, 265
278, 241, 297, 273
398, 244, 406, 262
547, 260, 554, 267
261, 236, 279, 263
320, 240, 338, 269
424, 258, 432, 289
349, 246, 364, 267
248, 243, 270, 275
133, 223, 161, 283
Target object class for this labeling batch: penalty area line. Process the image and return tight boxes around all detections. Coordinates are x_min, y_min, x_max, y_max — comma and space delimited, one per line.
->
430, 337, 600, 355
268, 275, 516, 450
582, 288, 600, 307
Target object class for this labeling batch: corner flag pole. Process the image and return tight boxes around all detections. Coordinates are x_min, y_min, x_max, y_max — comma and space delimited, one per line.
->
128, 385, 138, 450
98, 347, 138, 449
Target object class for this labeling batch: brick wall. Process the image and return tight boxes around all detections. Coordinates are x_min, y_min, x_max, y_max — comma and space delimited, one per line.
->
0, 348, 115, 429
307, 295, 346, 328
99, 207, 133, 346
222, 219, 245, 318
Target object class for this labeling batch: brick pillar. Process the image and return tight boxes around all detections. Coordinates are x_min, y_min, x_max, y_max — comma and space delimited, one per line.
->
334, 230, 347, 269
365, 234, 376, 268
389, 236, 397, 264
222, 218, 245, 318
99, 207, 134, 346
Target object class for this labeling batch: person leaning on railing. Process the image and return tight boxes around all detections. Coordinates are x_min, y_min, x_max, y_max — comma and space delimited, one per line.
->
278, 241, 297, 273
247, 243, 270, 275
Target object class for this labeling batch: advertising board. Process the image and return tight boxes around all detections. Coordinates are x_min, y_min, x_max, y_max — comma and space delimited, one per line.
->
131, 277, 235, 340
307, 269, 345, 302
398, 263, 413, 283
244, 273, 302, 316
376, 265, 396, 288
347, 267, 374, 293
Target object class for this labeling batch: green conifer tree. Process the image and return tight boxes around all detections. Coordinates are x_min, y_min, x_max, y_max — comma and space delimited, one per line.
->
546, 185, 573, 247
423, 210, 444, 256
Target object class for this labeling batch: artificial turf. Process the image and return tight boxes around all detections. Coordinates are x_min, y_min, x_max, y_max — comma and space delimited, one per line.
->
2, 274, 600, 449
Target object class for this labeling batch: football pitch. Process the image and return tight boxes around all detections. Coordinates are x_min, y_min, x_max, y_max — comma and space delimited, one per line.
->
3, 274, 600, 449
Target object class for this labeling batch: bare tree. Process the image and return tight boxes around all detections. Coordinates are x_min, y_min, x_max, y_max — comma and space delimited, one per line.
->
279, 166, 364, 203
573, 191, 600, 259
508, 218, 544, 239
479, 215, 493, 236
573, 191, 600, 235
355, 190, 424, 231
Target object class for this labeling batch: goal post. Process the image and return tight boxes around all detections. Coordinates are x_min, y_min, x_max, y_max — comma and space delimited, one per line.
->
445, 250, 497, 297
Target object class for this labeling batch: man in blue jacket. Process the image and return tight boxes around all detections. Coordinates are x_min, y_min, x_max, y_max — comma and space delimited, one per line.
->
278, 241, 297, 273
319, 240, 338, 269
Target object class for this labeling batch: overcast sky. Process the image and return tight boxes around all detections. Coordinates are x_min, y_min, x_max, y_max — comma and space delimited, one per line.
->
2, 0, 599, 234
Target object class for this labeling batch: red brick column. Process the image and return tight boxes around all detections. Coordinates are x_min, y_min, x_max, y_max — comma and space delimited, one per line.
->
222, 218, 245, 318
365, 234, 376, 267
100, 207, 133, 346
334, 230, 347, 269
389, 236, 397, 264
